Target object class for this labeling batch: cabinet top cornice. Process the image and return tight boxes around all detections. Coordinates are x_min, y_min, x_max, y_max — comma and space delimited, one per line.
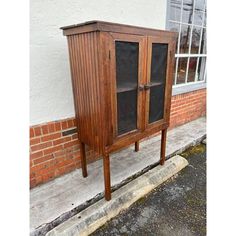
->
61, 20, 178, 38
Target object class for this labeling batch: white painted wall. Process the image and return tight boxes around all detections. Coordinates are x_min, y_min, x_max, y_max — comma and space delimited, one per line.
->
30, 0, 167, 125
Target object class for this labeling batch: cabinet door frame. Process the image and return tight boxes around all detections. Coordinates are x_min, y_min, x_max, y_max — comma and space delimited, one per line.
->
145, 35, 176, 129
108, 32, 147, 140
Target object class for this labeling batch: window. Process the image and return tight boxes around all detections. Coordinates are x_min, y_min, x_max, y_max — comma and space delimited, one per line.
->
167, 0, 207, 88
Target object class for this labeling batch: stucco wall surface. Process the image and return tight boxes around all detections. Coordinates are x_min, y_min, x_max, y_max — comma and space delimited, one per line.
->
30, 0, 167, 125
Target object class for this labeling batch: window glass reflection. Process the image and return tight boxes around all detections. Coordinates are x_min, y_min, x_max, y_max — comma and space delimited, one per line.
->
169, 0, 182, 22
169, 22, 180, 32
194, 0, 206, 25
168, 0, 207, 85
177, 58, 187, 84
200, 28, 206, 54
182, 0, 194, 24
187, 57, 197, 82
198, 57, 206, 81
191, 27, 201, 53
180, 24, 191, 54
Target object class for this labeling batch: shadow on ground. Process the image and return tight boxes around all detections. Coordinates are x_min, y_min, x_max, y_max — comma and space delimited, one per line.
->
92, 143, 206, 236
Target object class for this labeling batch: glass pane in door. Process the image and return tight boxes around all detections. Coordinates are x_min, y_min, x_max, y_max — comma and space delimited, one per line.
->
149, 84, 165, 123
115, 41, 139, 135
149, 43, 168, 124
150, 43, 168, 84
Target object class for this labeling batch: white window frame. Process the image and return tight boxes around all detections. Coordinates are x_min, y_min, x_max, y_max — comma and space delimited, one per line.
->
166, 0, 207, 95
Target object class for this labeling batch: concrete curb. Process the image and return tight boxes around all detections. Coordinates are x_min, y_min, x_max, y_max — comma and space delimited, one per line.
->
46, 155, 188, 236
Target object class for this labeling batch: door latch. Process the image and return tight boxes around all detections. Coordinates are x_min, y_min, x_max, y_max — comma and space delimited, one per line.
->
138, 85, 145, 91
144, 84, 151, 90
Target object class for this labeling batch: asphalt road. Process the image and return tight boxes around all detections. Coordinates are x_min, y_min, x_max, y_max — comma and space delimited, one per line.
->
92, 142, 206, 236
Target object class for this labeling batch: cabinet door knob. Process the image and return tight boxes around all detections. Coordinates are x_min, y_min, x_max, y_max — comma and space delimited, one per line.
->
138, 85, 144, 91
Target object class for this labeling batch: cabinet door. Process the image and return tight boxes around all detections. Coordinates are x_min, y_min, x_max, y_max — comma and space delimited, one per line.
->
109, 33, 146, 138
145, 36, 175, 127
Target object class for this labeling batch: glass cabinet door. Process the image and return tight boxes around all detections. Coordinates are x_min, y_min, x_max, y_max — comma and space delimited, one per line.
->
110, 34, 145, 137
148, 43, 168, 124
146, 36, 173, 127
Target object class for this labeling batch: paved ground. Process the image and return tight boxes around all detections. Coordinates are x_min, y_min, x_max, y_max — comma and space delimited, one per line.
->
92, 143, 206, 236
30, 117, 206, 236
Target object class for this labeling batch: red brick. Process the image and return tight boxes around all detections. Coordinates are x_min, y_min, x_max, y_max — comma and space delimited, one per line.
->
61, 121, 68, 130
30, 151, 43, 160
31, 162, 49, 173
72, 133, 78, 140
64, 140, 79, 149
34, 127, 42, 136
38, 165, 55, 176
42, 171, 55, 182
73, 150, 80, 157
64, 163, 76, 173
30, 137, 41, 146
55, 122, 61, 131
55, 157, 65, 170
31, 141, 52, 152
72, 144, 80, 151
53, 136, 71, 146
30, 172, 36, 179
55, 167, 66, 177
41, 132, 61, 142
73, 119, 77, 127
54, 149, 65, 158
43, 145, 63, 155
41, 125, 49, 135
30, 179, 36, 188
67, 119, 74, 128
55, 159, 68, 168
48, 123, 55, 133
30, 128, 34, 138
35, 176, 43, 186
33, 154, 54, 165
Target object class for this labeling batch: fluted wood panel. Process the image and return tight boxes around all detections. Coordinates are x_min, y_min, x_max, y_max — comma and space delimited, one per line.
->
67, 32, 105, 154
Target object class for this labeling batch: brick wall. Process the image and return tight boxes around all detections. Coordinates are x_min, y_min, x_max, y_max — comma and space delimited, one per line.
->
30, 88, 206, 188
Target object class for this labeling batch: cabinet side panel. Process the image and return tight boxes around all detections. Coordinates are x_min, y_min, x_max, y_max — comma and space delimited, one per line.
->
99, 32, 113, 147
67, 32, 104, 154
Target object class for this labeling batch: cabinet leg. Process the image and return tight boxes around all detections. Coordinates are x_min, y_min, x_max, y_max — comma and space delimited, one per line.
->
80, 142, 88, 177
103, 154, 111, 201
160, 129, 167, 165
135, 141, 139, 152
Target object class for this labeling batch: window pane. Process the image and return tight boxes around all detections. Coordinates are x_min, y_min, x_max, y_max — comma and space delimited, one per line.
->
180, 24, 191, 54
176, 57, 187, 84
194, 0, 205, 25
169, 22, 180, 33
172, 58, 177, 85
191, 26, 201, 53
187, 57, 197, 82
193, 10, 204, 26
169, 0, 182, 22
169, 22, 179, 53
200, 28, 206, 54
195, 0, 205, 11
182, 0, 194, 24
197, 57, 206, 81
204, 10, 207, 27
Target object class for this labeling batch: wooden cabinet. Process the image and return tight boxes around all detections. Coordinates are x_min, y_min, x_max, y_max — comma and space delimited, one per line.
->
61, 21, 177, 201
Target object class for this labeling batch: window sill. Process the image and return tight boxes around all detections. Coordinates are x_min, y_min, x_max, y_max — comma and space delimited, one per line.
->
172, 81, 206, 96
